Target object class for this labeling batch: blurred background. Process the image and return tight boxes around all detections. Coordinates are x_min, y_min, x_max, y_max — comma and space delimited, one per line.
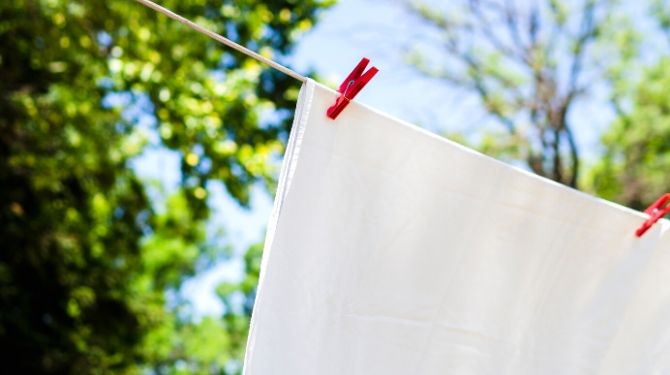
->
1, 0, 669, 373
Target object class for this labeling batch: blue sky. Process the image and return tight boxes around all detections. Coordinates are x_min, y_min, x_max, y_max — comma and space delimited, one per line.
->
134, 0, 652, 316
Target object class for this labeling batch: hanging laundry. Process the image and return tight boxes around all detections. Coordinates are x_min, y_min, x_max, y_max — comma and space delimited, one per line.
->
243, 79, 670, 374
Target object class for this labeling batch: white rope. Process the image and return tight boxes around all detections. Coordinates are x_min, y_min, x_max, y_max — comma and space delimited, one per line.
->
133, 0, 307, 82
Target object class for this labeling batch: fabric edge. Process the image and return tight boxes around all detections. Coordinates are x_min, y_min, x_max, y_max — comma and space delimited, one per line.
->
311, 80, 647, 220
241, 78, 315, 374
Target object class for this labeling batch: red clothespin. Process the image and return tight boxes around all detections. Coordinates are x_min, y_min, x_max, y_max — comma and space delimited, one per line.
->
635, 193, 670, 237
326, 57, 378, 120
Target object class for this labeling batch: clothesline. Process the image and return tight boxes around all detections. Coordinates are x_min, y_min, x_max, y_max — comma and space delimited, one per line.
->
131, 0, 668, 234
133, 0, 307, 83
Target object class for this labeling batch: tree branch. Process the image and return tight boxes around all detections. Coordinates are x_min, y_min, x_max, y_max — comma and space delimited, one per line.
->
564, 123, 580, 187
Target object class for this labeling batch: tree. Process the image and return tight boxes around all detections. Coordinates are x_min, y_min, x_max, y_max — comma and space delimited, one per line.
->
589, 2, 670, 208
404, 0, 632, 188
590, 59, 670, 209
0, 0, 332, 373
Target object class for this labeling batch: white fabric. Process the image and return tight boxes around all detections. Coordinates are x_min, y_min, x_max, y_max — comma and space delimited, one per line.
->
243, 79, 670, 374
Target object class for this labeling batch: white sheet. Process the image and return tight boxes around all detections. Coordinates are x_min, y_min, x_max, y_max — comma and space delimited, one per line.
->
243, 79, 670, 374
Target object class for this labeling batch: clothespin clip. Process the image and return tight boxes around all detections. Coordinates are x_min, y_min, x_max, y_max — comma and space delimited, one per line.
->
326, 57, 378, 120
635, 193, 670, 237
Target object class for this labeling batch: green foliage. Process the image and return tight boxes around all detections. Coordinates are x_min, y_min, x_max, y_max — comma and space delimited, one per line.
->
0, 0, 331, 373
585, 5, 670, 208
589, 58, 670, 209
217, 243, 265, 371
